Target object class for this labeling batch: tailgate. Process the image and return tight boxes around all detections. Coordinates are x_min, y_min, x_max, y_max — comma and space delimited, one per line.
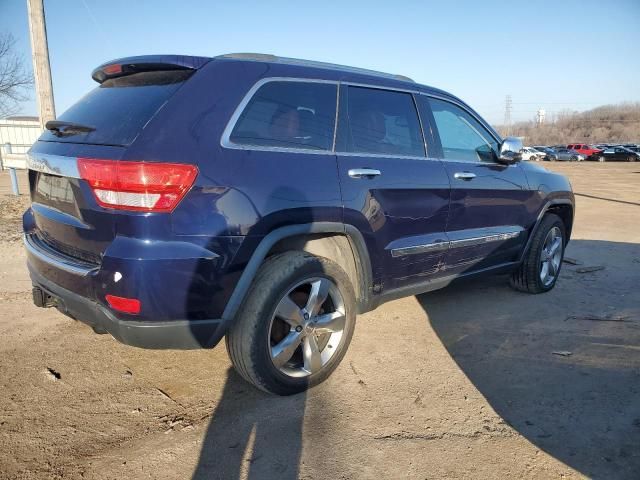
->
26, 143, 127, 263
25, 62, 202, 264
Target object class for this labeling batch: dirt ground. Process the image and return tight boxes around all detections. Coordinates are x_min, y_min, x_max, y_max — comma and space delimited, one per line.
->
0, 163, 638, 480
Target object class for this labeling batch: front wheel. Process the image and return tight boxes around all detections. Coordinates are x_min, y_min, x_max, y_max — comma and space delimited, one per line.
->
510, 214, 566, 294
226, 251, 356, 395
598, 156, 606, 162
629, 156, 636, 162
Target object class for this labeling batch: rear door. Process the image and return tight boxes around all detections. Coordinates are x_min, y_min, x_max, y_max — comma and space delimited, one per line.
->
336, 84, 450, 291
26, 69, 195, 263
418, 96, 533, 275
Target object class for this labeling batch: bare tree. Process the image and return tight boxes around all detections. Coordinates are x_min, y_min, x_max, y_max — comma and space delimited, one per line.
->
0, 33, 34, 118
495, 102, 640, 145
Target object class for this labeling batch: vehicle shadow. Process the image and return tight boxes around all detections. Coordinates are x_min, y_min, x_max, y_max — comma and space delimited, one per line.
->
192, 367, 306, 480
416, 239, 640, 479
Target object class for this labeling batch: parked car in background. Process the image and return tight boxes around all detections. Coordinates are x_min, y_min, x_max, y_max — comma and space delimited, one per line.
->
554, 148, 586, 161
567, 143, 602, 159
521, 147, 545, 161
23, 53, 575, 395
533, 146, 559, 161
595, 146, 639, 162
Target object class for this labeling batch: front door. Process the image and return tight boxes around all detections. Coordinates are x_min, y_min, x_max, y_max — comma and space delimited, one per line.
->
418, 96, 534, 276
336, 85, 451, 291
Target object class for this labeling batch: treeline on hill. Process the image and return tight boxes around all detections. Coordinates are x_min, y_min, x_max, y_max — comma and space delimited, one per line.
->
494, 102, 640, 145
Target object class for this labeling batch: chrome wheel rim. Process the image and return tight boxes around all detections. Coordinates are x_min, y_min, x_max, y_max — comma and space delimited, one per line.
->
540, 226, 563, 287
268, 277, 345, 378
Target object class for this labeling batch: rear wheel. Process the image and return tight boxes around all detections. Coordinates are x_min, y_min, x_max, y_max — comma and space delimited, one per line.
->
570, 155, 578, 162
226, 251, 356, 395
510, 214, 566, 294
598, 156, 606, 162
629, 156, 636, 162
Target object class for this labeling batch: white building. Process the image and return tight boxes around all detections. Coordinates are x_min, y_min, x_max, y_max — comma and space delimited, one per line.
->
0, 116, 42, 169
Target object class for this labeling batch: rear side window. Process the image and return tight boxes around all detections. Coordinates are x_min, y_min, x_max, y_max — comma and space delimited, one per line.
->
428, 98, 498, 163
229, 81, 337, 151
40, 70, 192, 146
339, 86, 424, 157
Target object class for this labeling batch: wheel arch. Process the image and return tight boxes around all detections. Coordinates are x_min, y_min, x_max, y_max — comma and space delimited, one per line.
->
221, 223, 373, 324
520, 199, 574, 262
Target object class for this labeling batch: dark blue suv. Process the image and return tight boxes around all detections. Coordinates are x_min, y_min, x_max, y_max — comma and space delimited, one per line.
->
24, 53, 574, 395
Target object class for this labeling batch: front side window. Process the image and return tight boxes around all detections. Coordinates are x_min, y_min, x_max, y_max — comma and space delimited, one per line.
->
229, 81, 337, 151
339, 86, 424, 157
428, 98, 498, 163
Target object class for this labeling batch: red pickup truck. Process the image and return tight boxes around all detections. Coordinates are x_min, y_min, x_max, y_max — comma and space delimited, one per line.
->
567, 143, 602, 158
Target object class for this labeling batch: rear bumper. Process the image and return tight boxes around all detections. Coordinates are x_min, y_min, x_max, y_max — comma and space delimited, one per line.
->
28, 264, 224, 349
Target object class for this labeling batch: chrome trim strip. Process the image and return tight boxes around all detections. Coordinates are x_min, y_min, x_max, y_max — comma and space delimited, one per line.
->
390, 227, 523, 258
220, 77, 339, 155
391, 241, 449, 258
448, 231, 521, 249
24, 234, 97, 276
27, 152, 80, 178
337, 151, 428, 161
219, 76, 503, 164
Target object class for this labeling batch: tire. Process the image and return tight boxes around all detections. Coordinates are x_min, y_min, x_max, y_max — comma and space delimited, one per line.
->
226, 251, 356, 395
531, 155, 538, 162
629, 156, 636, 162
570, 155, 578, 162
598, 156, 605, 162
509, 213, 566, 294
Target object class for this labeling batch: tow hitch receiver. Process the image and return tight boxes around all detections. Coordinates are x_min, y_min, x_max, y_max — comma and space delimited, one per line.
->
32, 286, 56, 308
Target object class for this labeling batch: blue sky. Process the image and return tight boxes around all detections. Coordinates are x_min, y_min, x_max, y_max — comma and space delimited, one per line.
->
1, 0, 639, 125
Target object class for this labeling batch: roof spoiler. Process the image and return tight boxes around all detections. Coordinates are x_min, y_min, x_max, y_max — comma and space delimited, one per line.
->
91, 55, 211, 83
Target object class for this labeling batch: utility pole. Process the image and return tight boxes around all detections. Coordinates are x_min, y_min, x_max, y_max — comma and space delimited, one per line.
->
27, 0, 55, 131
503, 95, 512, 136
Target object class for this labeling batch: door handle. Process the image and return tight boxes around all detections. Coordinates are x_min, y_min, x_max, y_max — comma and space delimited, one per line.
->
348, 168, 381, 179
453, 172, 476, 181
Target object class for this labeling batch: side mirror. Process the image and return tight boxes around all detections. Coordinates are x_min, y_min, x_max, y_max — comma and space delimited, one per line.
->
498, 137, 523, 164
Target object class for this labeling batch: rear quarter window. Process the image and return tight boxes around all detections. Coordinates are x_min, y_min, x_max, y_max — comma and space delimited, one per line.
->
39, 70, 192, 146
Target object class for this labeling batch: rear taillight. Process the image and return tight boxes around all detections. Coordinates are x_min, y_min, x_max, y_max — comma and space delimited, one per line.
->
77, 159, 198, 213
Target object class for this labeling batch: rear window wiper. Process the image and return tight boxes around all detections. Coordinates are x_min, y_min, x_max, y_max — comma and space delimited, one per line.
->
45, 120, 96, 137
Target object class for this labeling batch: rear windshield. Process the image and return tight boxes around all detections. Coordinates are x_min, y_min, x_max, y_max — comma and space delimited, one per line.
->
40, 70, 192, 146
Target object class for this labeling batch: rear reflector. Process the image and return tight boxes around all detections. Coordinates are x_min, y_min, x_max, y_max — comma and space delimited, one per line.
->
105, 295, 141, 314
77, 159, 197, 212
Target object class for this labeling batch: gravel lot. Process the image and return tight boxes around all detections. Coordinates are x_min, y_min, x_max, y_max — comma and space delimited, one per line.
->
1, 163, 639, 479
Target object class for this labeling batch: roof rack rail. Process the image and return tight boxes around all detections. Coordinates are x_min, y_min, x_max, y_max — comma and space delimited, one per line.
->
217, 53, 415, 83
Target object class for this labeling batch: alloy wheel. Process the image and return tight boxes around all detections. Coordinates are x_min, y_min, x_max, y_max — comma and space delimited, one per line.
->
540, 226, 563, 287
268, 277, 346, 378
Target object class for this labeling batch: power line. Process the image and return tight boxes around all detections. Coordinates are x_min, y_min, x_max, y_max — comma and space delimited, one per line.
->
503, 95, 512, 136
